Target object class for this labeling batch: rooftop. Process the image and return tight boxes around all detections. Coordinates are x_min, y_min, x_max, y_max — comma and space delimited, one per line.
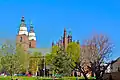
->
28, 48, 51, 55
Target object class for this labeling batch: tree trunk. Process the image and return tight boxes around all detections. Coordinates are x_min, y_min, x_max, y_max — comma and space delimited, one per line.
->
79, 68, 88, 80
83, 73, 88, 80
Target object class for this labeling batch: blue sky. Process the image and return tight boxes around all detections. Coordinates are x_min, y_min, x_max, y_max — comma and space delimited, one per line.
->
0, 0, 120, 59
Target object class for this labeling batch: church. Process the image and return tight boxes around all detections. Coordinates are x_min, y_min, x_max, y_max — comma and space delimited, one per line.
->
16, 16, 50, 54
16, 16, 92, 77
16, 16, 36, 50
16, 16, 78, 54
52, 28, 80, 50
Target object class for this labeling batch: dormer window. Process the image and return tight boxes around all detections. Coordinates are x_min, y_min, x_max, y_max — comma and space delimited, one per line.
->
20, 37, 22, 42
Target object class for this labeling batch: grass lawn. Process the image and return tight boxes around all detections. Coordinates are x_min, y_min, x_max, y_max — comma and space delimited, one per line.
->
0, 76, 36, 80
0, 76, 96, 80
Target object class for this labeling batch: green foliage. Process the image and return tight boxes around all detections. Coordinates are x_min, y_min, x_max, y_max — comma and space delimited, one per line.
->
51, 48, 72, 76
1, 54, 22, 74
45, 43, 81, 76
67, 42, 80, 67
29, 52, 42, 75
52, 45, 60, 54
0, 43, 23, 75
16, 44, 29, 72
45, 53, 52, 65
45, 45, 60, 65
0, 42, 30, 74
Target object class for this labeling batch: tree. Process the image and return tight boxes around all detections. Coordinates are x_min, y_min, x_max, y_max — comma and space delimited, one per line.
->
45, 53, 52, 65
0, 41, 29, 76
16, 43, 30, 73
51, 48, 72, 76
45, 45, 76, 77
46, 42, 81, 77
29, 52, 42, 76
29, 58, 38, 75
45, 45, 60, 69
0, 41, 22, 77
78, 34, 115, 80
44, 45, 60, 77
1, 54, 22, 75
67, 42, 81, 68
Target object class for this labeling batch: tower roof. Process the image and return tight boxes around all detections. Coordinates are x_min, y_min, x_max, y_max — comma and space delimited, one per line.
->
18, 16, 28, 36
29, 21, 34, 32
77, 40, 80, 44
68, 30, 72, 36
20, 16, 26, 27
30, 20, 33, 28
63, 28, 67, 37
64, 28, 66, 32
21, 16, 25, 22
52, 41, 54, 46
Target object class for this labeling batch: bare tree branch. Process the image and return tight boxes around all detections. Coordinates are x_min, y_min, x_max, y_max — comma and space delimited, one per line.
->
79, 34, 114, 80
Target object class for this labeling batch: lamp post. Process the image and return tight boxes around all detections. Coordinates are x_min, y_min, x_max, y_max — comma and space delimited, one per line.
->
43, 55, 45, 77
10, 56, 12, 79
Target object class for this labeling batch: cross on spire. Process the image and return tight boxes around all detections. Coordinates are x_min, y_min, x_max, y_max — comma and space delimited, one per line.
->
21, 16, 25, 22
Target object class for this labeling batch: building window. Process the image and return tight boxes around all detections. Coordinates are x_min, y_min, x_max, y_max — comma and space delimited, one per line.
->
29, 42, 31, 48
20, 37, 22, 42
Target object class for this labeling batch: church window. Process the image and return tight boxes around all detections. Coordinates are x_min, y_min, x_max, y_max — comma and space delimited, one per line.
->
20, 37, 22, 42
29, 42, 31, 48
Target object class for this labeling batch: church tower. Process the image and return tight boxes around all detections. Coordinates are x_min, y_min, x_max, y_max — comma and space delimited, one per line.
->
16, 16, 29, 51
68, 30, 72, 43
28, 21, 36, 48
63, 28, 68, 50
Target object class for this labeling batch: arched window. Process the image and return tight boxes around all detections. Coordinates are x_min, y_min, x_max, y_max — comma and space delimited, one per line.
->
20, 37, 22, 42
29, 42, 31, 48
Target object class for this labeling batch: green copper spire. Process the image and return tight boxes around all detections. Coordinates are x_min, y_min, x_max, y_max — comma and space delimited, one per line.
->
20, 16, 26, 28
30, 20, 34, 32
69, 30, 72, 36
30, 20, 33, 28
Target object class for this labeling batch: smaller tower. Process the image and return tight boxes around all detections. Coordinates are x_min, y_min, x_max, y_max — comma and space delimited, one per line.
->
60, 36, 63, 47
28, 21, 36, 48
58, 39, 62, 47
52, 41, 54, 46
68, 30, 72, 43
63, 28, 68, 50
77, 40, 80, 44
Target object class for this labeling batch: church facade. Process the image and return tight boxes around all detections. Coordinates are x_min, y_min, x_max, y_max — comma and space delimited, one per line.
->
52, 28, 80, 50
16, 16, 36, 51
